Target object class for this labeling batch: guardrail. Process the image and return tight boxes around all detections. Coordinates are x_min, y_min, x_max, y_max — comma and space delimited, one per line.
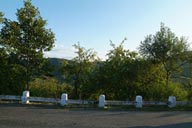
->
0, 91, 191, 108
29, 97, 60, 103
0, 95, 21, 101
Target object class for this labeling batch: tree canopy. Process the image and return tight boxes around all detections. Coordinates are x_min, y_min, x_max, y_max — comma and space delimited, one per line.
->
139, 23, 190, 87
0, 0, 55, 91
62, 43, 98, 99
0, 2, 191, 101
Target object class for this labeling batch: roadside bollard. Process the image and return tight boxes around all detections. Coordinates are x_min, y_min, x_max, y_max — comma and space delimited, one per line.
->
136, 95, 142, 108
21, 91, 30, 104
168, 96, 176, 108
99, 94, 105, 108
60, 93, 68, 106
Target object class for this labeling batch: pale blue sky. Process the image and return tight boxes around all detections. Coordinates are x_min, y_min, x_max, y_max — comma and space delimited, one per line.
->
0, 0, 192, 59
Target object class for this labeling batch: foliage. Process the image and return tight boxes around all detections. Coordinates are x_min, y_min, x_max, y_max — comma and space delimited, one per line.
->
0, 12, 4, 23
76, 38, 189, 101
0, 5, 191, 102
139, 23, 190, 87
0, 0, 55, 90
0, 63, 26, 95
62, 43, 99, 99
0, 47, 26, 95
29, 77, 73, 98
100, 39, 139, 100
85, 39, 163, 100
184, 80, 192, 100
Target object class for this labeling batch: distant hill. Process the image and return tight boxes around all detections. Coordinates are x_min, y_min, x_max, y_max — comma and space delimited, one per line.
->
47, 58, 192, 85
172, 62, 192, 86
48, 58, 68, 82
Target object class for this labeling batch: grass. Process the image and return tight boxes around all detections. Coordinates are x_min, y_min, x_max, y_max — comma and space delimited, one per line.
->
1, 101, 192, 111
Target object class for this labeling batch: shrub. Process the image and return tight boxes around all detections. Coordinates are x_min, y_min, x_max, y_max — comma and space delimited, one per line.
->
29, 77, 73, 98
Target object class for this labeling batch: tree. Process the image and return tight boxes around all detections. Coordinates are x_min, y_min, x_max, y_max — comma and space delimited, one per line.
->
0, 12, 3, 23
99, 39, 139, 100
139, 23, 190, 87
0, 0, 55, 90
0, 44, 27, 95
62, 43, 98, 99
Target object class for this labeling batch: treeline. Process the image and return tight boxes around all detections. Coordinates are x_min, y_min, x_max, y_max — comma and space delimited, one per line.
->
61, 35, 192, 101
1, 0, 192, 101
0, 0, 55, 95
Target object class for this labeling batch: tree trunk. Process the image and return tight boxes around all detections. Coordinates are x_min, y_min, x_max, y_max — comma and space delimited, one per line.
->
166, 70, 171, 87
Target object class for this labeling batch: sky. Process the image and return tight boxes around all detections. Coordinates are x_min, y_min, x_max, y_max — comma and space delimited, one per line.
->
0, 0, 192, 60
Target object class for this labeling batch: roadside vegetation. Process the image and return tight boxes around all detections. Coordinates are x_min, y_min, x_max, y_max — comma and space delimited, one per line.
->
0, 0, 192, 102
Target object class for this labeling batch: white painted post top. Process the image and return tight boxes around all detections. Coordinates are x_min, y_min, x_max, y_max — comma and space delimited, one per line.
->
21, 90, 30, 104
168, 96, 176, 108
136, 95, 143, 108
60, 93, 68, 106
22, 91, 30, 97
99, 94, 105, 108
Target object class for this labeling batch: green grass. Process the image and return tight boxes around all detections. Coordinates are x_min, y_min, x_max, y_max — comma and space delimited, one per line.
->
1, 102, 192, 111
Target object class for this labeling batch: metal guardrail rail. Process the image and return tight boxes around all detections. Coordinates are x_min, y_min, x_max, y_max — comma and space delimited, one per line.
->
0, 95, 192, 106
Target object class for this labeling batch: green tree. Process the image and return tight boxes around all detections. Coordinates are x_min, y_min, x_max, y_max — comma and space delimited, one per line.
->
98, 39, 139, 100
0, 12, 3, 23
0, 48, 8, 94
139, 23, 190, 87
92, 39, 181, 101
0, 48, 27, 95
62, 43, 98, 99
0, 0, 55, 90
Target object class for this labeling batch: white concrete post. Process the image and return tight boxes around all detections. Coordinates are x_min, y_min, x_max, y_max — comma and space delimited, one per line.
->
135, 95, 142, 108
60, 93, 68, 106
168, 96, 176, 108
21, 91, 30, 104
98, 94, 105, 108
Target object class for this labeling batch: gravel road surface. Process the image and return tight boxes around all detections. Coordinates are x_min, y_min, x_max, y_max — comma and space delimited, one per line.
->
0, 104, 192, 128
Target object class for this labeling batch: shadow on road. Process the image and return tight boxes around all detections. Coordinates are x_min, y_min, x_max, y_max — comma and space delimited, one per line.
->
127, 122, 192, 128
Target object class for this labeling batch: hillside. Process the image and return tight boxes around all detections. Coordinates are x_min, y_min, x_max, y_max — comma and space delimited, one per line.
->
48, 58, 67, 82
47, 58, 192, 85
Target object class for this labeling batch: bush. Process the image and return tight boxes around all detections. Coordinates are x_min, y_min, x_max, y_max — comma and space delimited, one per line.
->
146, 81, 187, 101
29, 77, 73, 98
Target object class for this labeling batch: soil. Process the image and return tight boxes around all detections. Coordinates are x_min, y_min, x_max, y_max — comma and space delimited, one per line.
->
0, 103, 192, 128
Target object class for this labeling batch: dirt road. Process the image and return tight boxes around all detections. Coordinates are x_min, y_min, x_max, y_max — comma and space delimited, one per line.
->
0, 104, 192, 128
